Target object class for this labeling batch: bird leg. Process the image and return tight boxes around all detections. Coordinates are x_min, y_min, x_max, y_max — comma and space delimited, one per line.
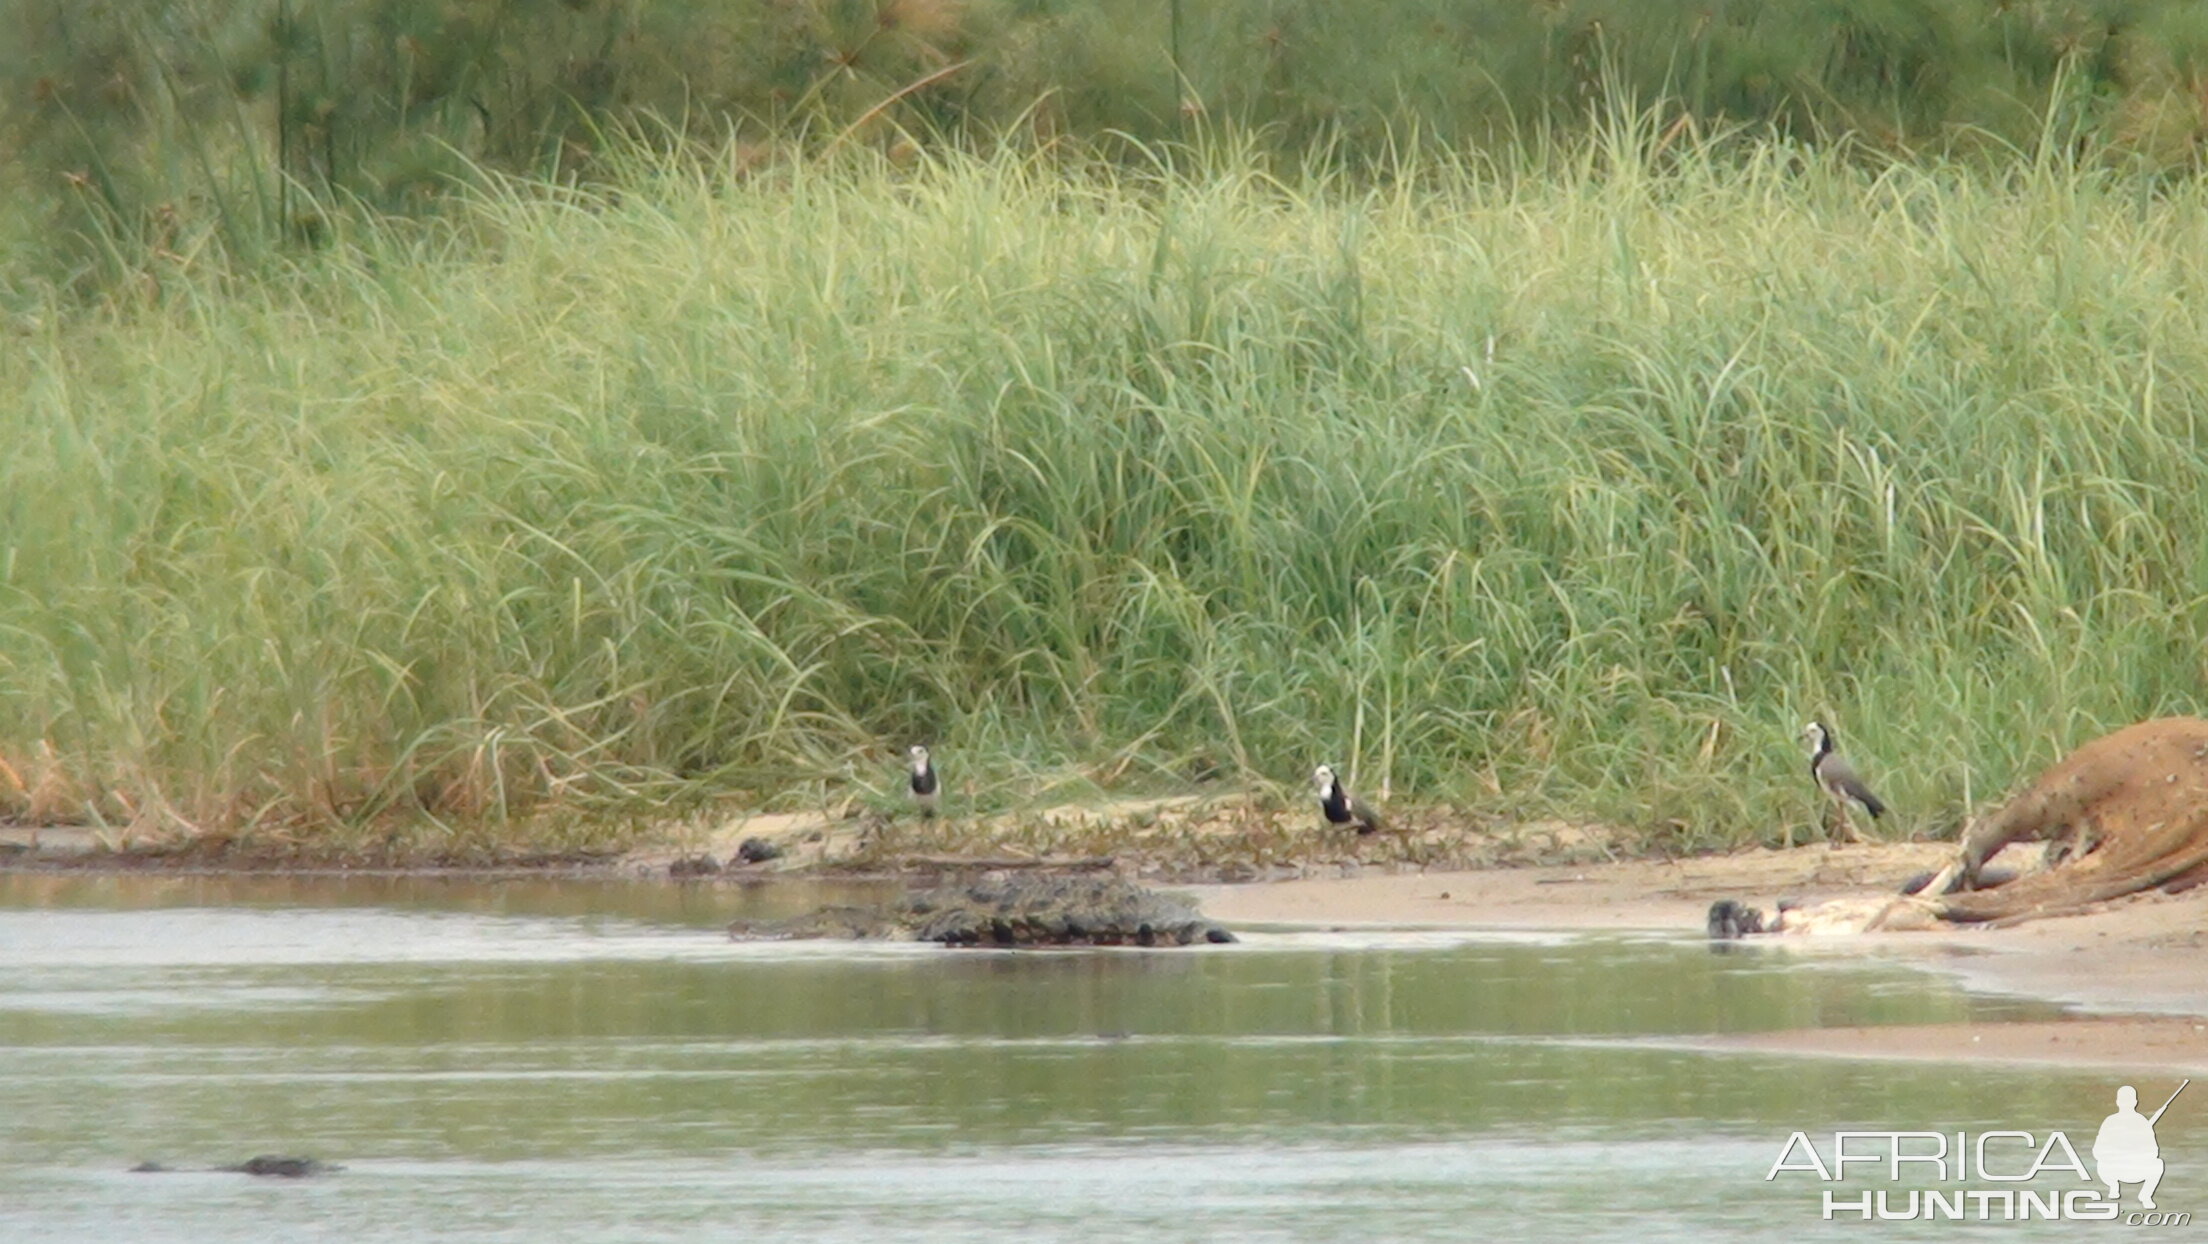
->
1830, 802, 1867, 846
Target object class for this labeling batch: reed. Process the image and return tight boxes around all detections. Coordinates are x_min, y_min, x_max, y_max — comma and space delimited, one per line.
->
6, 112, 2208, 848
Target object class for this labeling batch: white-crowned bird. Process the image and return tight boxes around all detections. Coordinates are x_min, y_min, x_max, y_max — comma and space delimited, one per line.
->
907, 745, 940, 818
1801, 721, 1884, 844
1311, 764, 1382, 835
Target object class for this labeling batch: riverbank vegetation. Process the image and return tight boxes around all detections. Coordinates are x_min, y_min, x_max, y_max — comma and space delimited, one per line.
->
7, 3, 2208, 854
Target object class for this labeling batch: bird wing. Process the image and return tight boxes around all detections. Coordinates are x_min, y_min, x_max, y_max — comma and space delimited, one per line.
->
1820, 757, 1885, 817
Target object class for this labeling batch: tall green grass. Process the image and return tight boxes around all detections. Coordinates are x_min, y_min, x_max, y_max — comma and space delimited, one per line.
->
7, 115, 2208, 848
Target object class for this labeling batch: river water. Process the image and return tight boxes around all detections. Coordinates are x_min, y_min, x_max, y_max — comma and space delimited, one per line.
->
0, 874, 2193, 1240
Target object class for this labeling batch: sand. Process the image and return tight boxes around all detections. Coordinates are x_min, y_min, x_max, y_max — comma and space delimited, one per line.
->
1191, 841, 2208, 1073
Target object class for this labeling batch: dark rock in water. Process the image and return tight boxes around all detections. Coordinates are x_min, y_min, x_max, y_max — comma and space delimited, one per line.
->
669, 854, 722, 879
131, 1155, 339, 1177
729, 875, 1235, 947
734, 837, 783, 864
1705, 899, 1767, 940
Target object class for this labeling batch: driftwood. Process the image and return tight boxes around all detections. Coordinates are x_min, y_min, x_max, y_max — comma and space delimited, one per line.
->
1927, 717, 2208, 923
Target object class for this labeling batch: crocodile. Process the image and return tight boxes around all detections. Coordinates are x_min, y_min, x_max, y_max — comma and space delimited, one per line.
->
728, 874, 1236, 947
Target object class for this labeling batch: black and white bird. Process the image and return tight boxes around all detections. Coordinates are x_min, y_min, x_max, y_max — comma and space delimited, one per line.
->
907, 744, 940, 818
1801, 721, 1884, 844
1312, 764, 1383, 835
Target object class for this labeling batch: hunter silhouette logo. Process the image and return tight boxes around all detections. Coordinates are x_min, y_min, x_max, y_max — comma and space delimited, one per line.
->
2094, 1080, 2185, 1210
1767, 1079, 2191, 1225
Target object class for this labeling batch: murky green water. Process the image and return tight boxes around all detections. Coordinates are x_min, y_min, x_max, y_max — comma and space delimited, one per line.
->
0, 874, 2196, 1241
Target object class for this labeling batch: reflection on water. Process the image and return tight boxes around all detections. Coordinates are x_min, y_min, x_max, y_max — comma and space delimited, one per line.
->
0, 873, 2190, 1242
